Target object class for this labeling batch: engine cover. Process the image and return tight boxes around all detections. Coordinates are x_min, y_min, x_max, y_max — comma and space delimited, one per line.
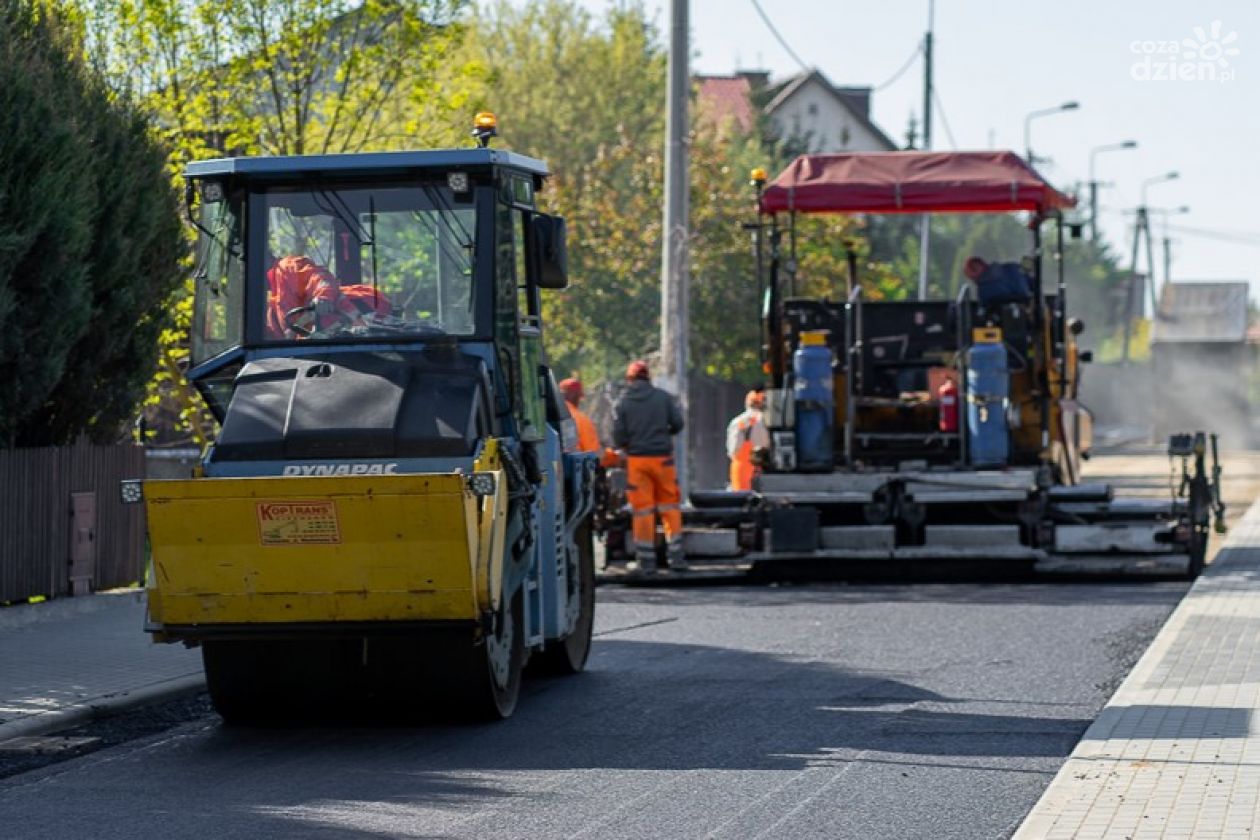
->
213, 349, 490, 462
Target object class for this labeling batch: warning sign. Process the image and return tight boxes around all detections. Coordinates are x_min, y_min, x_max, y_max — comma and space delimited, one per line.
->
256, 501, 341, 545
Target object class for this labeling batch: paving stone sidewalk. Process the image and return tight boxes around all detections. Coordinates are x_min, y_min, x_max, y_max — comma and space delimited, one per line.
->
1015, 499, 1260, 839
0, 590, 203, 742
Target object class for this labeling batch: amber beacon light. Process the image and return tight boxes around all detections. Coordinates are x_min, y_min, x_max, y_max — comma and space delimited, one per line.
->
472, 112, 498, 147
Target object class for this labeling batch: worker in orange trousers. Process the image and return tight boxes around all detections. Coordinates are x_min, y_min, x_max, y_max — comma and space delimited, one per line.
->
611, 360, 686, 574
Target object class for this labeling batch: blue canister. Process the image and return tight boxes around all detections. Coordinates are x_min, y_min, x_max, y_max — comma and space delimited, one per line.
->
966, 338, 1010, 467
793, 331, 835, 471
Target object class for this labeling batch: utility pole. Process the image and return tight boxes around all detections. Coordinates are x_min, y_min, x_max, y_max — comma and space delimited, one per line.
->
1144, 205, 1189, 310
1143, 210, 1158, 316
1157, 208, 1188, 293
1089, 180, 1099, 242
1122, 173, 1180, 362
1122, 206, 1147, 364
1163, 234, 1172, 291
660, 0, 690, 493
916, 0, 934, 299
922, 0, 933, 158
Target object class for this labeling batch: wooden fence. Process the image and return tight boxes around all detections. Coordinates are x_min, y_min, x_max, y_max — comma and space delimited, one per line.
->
0, 442, 146, 603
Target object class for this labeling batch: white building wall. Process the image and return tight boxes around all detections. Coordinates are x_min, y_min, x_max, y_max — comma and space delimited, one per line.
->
767, 78, 888, 152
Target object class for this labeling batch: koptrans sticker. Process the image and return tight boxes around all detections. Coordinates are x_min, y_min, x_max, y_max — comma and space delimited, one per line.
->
256, 501, 341, 545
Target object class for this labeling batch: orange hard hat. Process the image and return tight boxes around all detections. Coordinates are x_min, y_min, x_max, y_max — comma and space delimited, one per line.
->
626, 360, 650, 381
558, 377, 583, 403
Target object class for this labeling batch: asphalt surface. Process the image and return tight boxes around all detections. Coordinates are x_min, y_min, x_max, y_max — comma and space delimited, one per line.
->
0, 579, 1187, 840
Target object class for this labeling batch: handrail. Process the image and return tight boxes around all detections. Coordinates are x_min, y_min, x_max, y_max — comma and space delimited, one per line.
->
844, 285, 863, 467
954, 282, 973, 467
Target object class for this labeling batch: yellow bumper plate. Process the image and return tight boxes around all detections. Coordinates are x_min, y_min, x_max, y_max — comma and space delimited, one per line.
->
144, 473, 500, 627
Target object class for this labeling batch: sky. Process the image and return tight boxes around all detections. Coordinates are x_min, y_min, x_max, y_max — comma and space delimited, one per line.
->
568, 0, 1260, 304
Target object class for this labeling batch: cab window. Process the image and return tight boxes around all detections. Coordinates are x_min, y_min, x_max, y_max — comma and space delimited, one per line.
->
258, 183, 477, 342
191, 194, 245, 365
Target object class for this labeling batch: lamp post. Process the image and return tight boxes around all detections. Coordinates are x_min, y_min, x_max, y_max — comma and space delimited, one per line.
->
1088, 140, 1138, 242
1141, 170, 1180, 207
1024, 101, 1080, 165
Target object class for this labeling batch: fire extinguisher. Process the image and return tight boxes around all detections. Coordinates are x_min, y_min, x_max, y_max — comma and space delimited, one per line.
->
938, 378, 959, 433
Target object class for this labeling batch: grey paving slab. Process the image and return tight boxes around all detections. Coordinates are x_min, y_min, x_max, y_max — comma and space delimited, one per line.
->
0, 590, 202, 741
1015, 499, 1260, 839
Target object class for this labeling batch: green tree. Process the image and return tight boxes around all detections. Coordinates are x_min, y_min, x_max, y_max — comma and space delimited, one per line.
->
459, 0, 665, 182
468, 0, 784, 386
542, 130, 664, 378
458, 0, 667, 381
0, 0, 185, 446
81, 0, 471, 161
688, 118, 778, 383
72, 0, 475, 444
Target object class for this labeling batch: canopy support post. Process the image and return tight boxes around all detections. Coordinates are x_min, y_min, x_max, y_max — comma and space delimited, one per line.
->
1032, 221, 1051, 455
1055, 214, 1067, 384
788, 211, 798, 297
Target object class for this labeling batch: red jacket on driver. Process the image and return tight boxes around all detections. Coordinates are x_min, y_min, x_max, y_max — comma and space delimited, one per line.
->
266, 256, 390, 338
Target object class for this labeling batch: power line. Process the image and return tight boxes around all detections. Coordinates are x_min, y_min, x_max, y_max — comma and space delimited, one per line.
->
1166, 224, 1260, 247
932, 87, 957, 149
749, 0, 811, 75
1169, 222, 1260, 239
873, 42, 922, 91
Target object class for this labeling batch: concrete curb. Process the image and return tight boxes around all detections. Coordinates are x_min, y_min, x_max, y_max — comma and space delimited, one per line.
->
0, 588, 145, 630
0, 672, 205, 746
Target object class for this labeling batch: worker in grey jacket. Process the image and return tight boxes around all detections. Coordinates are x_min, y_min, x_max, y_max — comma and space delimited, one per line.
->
612, 360, 686, 574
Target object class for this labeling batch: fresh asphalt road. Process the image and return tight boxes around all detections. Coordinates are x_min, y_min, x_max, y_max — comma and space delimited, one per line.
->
0, 580, 1187, 840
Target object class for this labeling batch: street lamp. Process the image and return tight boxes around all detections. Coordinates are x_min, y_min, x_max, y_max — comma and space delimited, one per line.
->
1140, 170, 1179, 206
1088, 140, 1138, 241
1024, 101, 1080, 165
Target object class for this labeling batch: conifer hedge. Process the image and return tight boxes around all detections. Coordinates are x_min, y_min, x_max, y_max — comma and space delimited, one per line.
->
0, 0, 185, 446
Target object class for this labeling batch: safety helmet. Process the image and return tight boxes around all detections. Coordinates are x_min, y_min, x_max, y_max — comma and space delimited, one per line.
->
626, 360, 650, 381
558, 377, 583, 403
963, 256, 988, 280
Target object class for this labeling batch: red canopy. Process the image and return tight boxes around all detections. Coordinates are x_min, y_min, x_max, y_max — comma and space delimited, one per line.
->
758, 151, 1075, 216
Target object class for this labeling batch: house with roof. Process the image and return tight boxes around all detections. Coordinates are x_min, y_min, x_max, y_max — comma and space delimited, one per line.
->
696, 68, 897, 153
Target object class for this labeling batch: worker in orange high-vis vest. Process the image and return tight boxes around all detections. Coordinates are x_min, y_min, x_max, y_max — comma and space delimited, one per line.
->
726, 389, 770, 491
611, 360, 686, 574
558, 377, 601, 453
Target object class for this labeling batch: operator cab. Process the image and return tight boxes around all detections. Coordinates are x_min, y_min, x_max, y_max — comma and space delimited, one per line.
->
184, 116, 569, 472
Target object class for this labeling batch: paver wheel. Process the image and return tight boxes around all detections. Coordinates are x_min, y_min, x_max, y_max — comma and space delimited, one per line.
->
532, 519, 595, 676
